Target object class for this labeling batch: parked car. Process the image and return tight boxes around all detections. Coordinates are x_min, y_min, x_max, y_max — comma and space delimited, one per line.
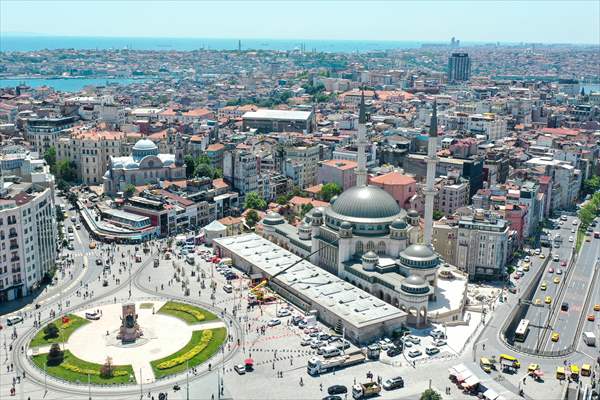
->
406, 335, 421, 344
327, 385, 348, 395
234, 364, 246, 375
382, 376, 404, 391
267, 319, 281, 327
425, 347, 440, 355
433, 339, 447, 347
6, 316, 23, 326
386, 347, 401, 357
276, 309, 291, 317
300, 337, 312, 346
408, 349, 422, 358
85, 312, 100, 320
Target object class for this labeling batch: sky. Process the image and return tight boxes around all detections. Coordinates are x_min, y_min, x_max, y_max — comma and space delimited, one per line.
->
1, 0, 599, 44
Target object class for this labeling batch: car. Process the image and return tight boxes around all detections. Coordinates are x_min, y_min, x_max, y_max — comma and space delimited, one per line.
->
524, 256, 531, 262
534, 298, 542, 305
425, 347, 440, 355
534, 248, 541, 255
402, 340, 413, 348
234, 364, 246, 375
551, 332, 560, 342
552, 254, 559, 262
556, 269, 562, 275
523, 264, 530, 272
588, 314, 595, 322
594, 304, 600, 311
553, 277, 560, 284
406, 335, 421, 344
382, 376, 404, 391
95, 259, 103, 266
545, 296, 552, 304
561, 215, 568, 221
6, 316, 23, 326
267, 319, 281, 327
67, 243, 74, 250
70, 216, 76, 222
309, 331, 320, 338
539, 253, 545, 259
540, 282, 547, 290
75, 224, 81, 230
89, 242, 96, 249
560, 260, 567, 267
561, 302, 569, 311
322, 396, 342, 400
300, 337, 312, 346
514, 274, 520, 280
571, 228, 576, 233
327, 385, 347, 395
318, 333, 330, 341
548, 267, 554, 273
408, 350, 422, 358
508, 287, 517, 294
568, 236, 574, 242
386, 347, 401, 357
528, 363, 540, 373
310, 340, 324, 349
276, 309, 291, 317
572, 219, 578, 225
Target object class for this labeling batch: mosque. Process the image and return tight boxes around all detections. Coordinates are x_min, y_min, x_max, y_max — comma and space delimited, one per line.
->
103, 136, 186, 195
260, 96, 468, 327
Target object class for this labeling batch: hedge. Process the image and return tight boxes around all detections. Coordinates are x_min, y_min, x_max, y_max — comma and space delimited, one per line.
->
156, 330, 213, 369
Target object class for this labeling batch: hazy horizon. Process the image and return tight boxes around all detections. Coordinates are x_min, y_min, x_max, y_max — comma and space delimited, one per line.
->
1, 1, 599, 45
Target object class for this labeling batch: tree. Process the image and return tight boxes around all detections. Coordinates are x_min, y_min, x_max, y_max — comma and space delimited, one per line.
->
123, 184, 136, 199
43, 323, 59, 339
184, 155, 196, 178
301, 203, 314, 218
100, 356, 115, 378
43, 146, 56, 169
276, 195, 290, 205
245, 209, 260, 228
319, 182, 342, 202
420, 389, 442, 400
432, 210, 444, 220
244, 192, 267, 211
55, 159, 77, 182
583, 175, 600, 196
195, 163, 213, 179
47, 343, 64, 366
55, 205, 65, 223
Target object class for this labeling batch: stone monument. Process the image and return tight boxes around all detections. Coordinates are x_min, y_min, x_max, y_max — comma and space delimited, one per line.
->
117, 303, 142, 343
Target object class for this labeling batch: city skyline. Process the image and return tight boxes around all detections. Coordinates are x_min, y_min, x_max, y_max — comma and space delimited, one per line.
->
1, 0, 599, 45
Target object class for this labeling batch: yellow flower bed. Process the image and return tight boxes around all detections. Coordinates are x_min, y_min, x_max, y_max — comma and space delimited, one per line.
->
163, 303, 205, 321
157, 330, 213, 370
61, 362, 128, 377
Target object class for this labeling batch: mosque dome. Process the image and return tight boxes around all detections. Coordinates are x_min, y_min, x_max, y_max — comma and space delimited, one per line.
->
132, 139, 159, 160
340, 221, 352, 230
391, 218, 408, 229
399, 244, 439, 269
262, 211, 285, 225
311, 208, 323, 218
330, 186, 401, 221
362, 251, 378, 261
407, 209, 419, 218
401, 274, 429, 295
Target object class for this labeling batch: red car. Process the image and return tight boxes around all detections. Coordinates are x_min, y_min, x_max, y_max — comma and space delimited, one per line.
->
548, 267, 554, 273
514, 274, 520, 280
560, 261, 567, 267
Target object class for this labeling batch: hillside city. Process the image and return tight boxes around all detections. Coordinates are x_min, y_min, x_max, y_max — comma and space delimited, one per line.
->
1, 36, 600, 400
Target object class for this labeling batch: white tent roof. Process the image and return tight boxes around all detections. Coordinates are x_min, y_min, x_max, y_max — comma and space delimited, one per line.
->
204, 220, 227, 232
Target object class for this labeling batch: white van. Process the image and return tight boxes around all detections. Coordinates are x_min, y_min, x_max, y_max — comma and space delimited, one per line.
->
321, 345, 341, 358
223, 284, 233, 293
185, 254, 195, 265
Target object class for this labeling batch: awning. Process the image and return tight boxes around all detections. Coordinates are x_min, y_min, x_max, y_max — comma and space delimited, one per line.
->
244, 358, 254, 365
483, 388, 499, 400
464, 375, 480, 387
456, 371, 473, 382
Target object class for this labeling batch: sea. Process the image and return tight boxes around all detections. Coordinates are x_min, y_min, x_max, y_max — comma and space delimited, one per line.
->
0, 35, 423, 53
0, 77, 152, 92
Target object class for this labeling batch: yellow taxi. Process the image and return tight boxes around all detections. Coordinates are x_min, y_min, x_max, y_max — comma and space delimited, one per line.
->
523, 264, 530, 272
545, 296, 552, 304
553, 277, 560, 284
528, 363, 540, 373
534, 298, 542, 305
551, 332, 560, 342
588, 314, 595, 321
540, 282, 547, 290
594, 304, 600, 311
539, 253, 545, 259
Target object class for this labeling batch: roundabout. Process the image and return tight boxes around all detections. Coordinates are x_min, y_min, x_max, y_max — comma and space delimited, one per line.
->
26, 300, 228, 386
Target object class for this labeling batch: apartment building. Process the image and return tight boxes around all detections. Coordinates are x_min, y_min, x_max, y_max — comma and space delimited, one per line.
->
434, 175, 470, 216
317, 159, 357, 190
283, 144, 320, 189
223, 150, 258, 195
56, 130, 125, 185
0, 182, 57, 303
25, 115, 78, 154
456, 210, 510, 280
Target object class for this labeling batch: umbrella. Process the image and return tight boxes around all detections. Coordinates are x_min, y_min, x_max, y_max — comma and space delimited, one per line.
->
244, 358, 254, 365
534, 370, 544, 377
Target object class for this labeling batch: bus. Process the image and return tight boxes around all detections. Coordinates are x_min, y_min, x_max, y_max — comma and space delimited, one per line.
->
514, 319, 530, 342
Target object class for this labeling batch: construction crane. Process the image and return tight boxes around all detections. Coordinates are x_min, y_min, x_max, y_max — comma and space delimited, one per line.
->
248, 237, 340, 303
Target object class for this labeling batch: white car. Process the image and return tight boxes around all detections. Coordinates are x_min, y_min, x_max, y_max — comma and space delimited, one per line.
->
406, 335, 421, 344
85, 312, 100, 320
425, 347, 440, 355
300, 337, 312, 346
568, 236, 574, 242
276, 309, 291, 317
524, 256, 531, 262
556, 268, 562, 275
572, 219, 578, 225
433, 339, 447, 347
234, 364, 246, 375
408, 349, 422, 358
267, 319, 281, 327
571, 228, 576, 233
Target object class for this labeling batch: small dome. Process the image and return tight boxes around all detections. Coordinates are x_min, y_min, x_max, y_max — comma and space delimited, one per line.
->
404, 274, 426, 287
362, 251, 378, 260
262, 211, 284, 225
133, 139, 158, 152
407, 209, 419, 218
401, 244, 436, 260
311, 208, 323, 218
340, 221, 352, 230
391, 218, 407, 229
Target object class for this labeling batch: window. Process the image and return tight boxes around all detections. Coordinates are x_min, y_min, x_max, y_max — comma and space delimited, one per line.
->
355, 241, 364, 255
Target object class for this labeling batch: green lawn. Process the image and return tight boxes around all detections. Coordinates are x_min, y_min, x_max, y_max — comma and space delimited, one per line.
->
157, 301, 218, 324
30, 314, 89, 348
150, 327, 227, 379
576, 228, 586, 253
139, 303, 154, 309
31, 350, 135, 385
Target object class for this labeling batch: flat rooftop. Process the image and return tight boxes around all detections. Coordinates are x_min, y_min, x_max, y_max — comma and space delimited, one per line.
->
242, 109, 312, 121
214, 234, 406, 328
102, 208, 150, 223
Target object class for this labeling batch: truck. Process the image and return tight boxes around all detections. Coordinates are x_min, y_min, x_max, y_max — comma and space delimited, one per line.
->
583, 331, 596, 346
307, 350, 365, 376
352, 382, 381, 399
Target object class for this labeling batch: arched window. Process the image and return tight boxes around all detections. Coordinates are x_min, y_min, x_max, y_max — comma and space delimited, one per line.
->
355, 241, 363, 256
377, 241, 386, 255
366, 241, 375, 252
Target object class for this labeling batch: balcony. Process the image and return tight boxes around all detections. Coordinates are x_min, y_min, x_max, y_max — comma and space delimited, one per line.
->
10, 256, 19, 262
7, 219, 17, 226
11, 268, 20, 273
9, 232, 18, 238
9, 244, 18, 250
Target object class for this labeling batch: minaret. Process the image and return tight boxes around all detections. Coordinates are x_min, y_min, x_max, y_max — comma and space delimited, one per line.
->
423, 101, 438, 246
355, 91, 368, 187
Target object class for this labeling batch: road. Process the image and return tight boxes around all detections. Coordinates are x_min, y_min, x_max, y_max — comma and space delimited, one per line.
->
519, 215, 577, 351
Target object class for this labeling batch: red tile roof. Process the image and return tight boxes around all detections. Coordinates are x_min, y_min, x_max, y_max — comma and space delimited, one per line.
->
370, 172, 416, 186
